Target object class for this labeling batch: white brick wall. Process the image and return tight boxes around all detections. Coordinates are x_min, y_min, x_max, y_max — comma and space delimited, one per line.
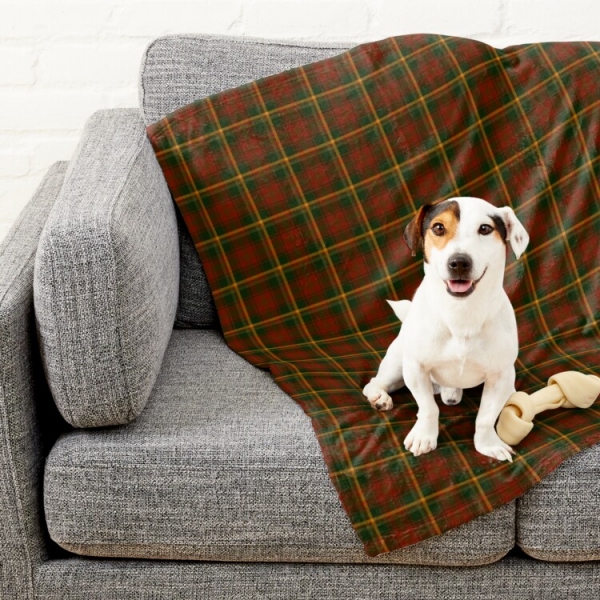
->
1, 0, 599, 240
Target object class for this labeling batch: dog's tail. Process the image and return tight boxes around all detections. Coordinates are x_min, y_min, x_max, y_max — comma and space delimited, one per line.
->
386, 299, 412, 322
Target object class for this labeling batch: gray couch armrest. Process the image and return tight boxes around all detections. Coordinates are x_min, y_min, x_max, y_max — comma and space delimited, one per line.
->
34, 109, 179, 428
0, 162, 68, 598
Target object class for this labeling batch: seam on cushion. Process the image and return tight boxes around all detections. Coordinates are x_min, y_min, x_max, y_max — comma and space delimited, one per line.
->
139, 39, 160, 124
106, 121, 149, 423
44, 231, 75, 425
42, 165, 88, 426
35, 167, 79, 426
40, 162, 91, 426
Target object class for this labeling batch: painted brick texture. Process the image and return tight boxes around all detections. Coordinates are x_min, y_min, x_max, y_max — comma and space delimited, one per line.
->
1, 0, 598, 239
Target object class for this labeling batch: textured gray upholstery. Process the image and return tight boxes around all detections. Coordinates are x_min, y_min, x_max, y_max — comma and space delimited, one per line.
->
44, 329, 515, 566
0, 162, 67, 599
173, 212, 218, 328
140, 35, 350, 329
34, 109, 179, 428
140, 34, 349, 125
34, 556, 600, 600
517, 445, 600, 561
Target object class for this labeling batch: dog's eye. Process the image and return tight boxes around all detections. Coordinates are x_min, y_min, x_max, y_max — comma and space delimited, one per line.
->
479, 224, 493, 235
431, 223, 445, 236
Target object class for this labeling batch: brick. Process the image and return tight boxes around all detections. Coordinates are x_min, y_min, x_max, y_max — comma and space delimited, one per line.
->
373, 0, 502, 39
504, 0, 600, 40
109, 85, 140, 110
38, 41, 146, 86
30, 136, 78, 173
0, 90, 113, 131
0, 151, 30, 178
0, 46, 37, 85
109, 0, 243, 37
244, 0, 371, 41
0, 176, 40, 222
0, 2, 113, 38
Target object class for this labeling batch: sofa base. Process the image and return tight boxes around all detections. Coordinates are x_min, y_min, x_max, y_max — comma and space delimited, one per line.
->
36, 555, 600, 599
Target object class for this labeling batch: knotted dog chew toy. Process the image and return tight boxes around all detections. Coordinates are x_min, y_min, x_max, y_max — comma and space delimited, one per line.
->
497, 371, 600, 446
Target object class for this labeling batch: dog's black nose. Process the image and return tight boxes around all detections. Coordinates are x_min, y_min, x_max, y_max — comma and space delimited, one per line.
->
447, 253, 472, 277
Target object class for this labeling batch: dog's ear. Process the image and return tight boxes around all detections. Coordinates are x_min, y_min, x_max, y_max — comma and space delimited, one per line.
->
498, 206, 529, 259
403, 203, 434, 257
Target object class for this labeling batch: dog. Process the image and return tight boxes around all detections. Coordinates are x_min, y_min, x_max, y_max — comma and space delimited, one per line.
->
363, 197, 529, 462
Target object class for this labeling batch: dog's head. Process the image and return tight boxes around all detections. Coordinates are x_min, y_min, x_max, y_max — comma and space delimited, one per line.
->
403, 197, 529, 298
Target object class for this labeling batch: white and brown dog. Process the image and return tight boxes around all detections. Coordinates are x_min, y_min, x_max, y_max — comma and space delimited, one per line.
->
363, 197, 529, 462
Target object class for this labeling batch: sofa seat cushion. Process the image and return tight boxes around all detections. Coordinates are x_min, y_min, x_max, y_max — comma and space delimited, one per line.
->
44, 329, 515, 566
517, 445, 600, 562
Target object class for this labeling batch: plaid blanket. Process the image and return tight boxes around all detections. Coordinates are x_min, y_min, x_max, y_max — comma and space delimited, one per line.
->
147, 35, 600, 556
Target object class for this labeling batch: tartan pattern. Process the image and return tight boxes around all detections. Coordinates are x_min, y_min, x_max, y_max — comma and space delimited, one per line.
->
147, 35, 600, 556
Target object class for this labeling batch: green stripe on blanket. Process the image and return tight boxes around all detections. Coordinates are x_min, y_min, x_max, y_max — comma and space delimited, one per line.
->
148, 34, 600, 556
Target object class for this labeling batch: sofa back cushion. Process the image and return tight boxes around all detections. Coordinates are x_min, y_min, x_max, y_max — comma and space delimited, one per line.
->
140, 35, 349, 328
34, 110, 179, 428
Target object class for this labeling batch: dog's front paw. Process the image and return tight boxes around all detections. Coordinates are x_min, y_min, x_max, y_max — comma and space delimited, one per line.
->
363, 381, 394, 411
404, 419, 439, 456
474, 430, 516, 462
368, 391, 393, 411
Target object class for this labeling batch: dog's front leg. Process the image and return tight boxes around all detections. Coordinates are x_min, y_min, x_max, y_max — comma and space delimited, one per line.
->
403, 361, 439, 456
475, 369, 517, 462
363, 336, 404, 411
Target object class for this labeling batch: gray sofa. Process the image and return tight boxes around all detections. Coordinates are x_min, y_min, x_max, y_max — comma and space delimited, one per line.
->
1, 34, 599, 599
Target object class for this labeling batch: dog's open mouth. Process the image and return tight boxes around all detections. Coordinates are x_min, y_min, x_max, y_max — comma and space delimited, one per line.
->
445, 268, 487, 298
447, 279, 474, 296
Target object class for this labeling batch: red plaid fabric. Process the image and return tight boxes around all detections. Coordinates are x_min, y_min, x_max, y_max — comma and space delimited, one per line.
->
147, 35, 600, 556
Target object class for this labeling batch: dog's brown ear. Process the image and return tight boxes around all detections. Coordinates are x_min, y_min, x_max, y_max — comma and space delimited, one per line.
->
403, 203, 434, 257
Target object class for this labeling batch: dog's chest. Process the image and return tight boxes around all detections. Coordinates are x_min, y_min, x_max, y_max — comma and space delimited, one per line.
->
428, 333, 489, 388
